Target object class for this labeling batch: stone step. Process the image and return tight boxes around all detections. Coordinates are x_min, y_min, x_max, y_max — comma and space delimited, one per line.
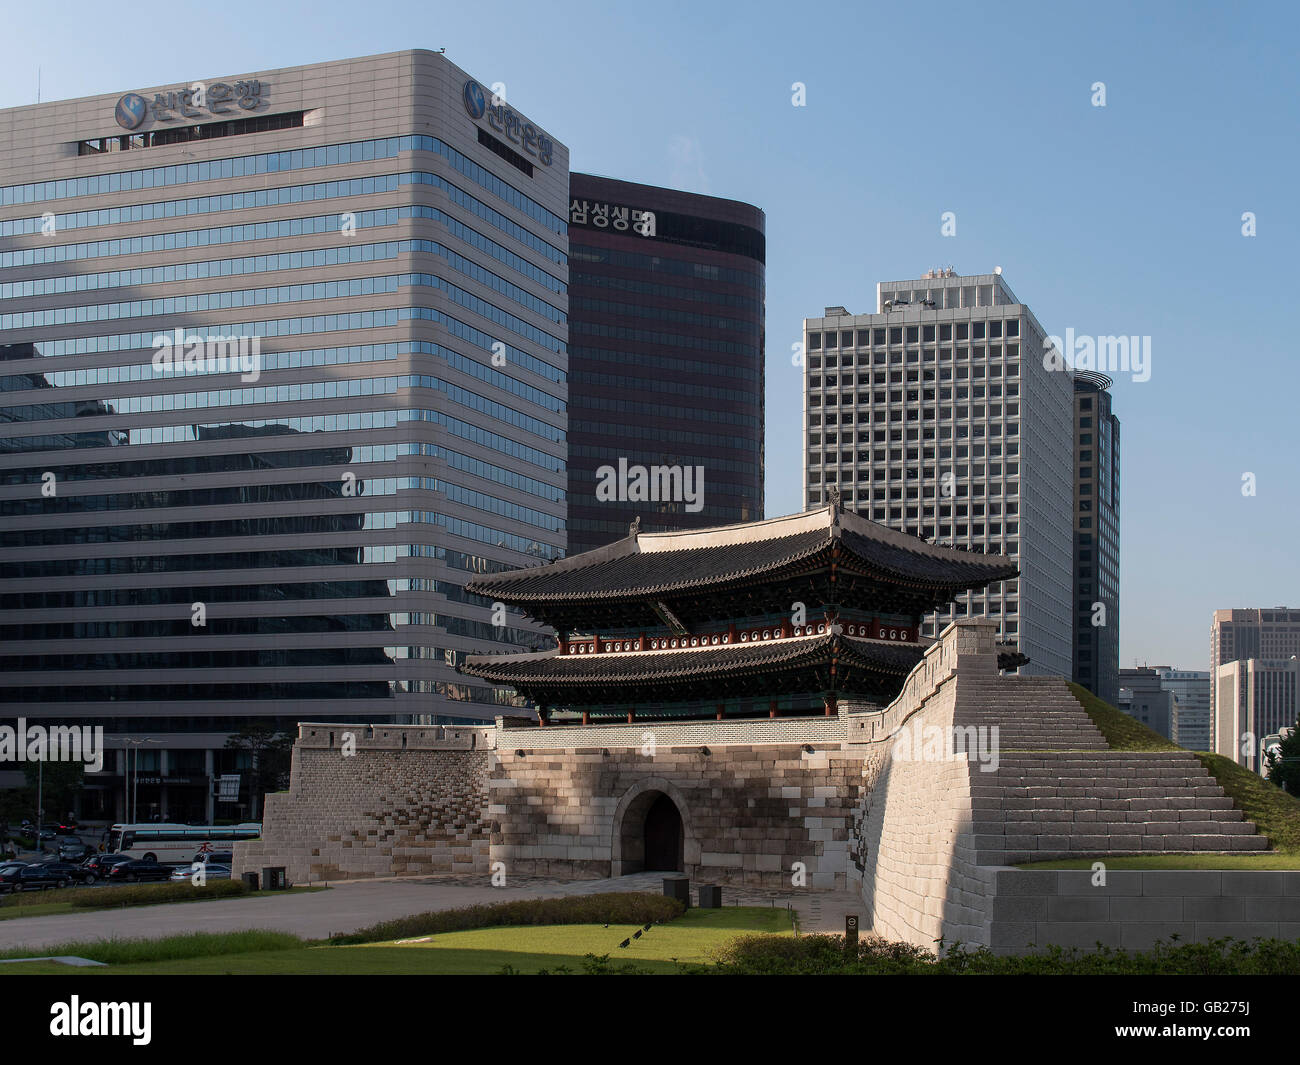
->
970, 796, 1240, 813
971, 819, 1258, 837
973, 832, 1269, 855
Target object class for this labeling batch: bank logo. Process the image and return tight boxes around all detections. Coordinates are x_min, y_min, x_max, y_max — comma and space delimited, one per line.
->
114, 93, 148, 130
463, 79, 486, 120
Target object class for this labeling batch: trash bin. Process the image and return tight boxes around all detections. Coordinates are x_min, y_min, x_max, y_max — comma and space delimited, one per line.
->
663, 876, 689, 907
698, 885, 722, 908
262, 866, 287, 891
242, 871, 259, 891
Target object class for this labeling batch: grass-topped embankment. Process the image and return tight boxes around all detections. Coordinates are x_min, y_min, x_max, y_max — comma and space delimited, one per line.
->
1066, 681, 1180, 751
1193, 751, 1300, 853
1067, 681, 1300, 857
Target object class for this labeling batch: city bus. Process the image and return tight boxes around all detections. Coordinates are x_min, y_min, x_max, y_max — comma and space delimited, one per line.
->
106, 823, 262, 864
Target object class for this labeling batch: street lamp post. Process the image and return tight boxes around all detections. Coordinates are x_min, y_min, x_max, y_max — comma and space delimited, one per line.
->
122, 738, 161, 824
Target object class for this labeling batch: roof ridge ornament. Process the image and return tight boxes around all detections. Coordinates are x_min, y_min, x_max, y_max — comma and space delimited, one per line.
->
827, 485, 842, 536
629, 515, 641, 538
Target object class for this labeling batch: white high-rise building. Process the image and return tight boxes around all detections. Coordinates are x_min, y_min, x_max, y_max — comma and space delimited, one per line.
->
802, 270, 1074, 677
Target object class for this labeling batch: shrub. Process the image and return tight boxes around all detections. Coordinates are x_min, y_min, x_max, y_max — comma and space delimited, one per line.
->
329, 891, 684, 944
710, 933, 1300, 975
64, 879, 248, 908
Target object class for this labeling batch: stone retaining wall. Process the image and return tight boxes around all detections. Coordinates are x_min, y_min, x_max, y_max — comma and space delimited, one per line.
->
490, 743, 863, 889
233, 725, 495, 883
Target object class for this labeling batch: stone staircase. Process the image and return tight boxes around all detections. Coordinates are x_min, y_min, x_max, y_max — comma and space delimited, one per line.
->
952, 675, 1269, 864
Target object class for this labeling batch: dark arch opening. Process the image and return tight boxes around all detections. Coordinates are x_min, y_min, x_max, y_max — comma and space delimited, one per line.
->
642, 793, 684, 873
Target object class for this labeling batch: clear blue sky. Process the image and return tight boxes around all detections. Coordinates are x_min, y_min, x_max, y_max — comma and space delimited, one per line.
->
2, 0, 1296, 672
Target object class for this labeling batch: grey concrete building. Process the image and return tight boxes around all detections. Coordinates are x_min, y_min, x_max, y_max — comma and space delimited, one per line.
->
0, 51, 569, 821
1118, 667, 1174, 740
802, 270, 1074, 677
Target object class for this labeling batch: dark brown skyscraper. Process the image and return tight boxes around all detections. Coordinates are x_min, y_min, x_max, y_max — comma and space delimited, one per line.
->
566, 174, 765, 554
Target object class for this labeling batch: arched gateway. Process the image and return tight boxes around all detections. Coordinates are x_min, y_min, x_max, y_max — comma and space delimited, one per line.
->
612, 780, 690, 875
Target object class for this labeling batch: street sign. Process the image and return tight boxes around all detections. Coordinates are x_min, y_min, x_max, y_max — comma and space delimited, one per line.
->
217, 774, 241, 802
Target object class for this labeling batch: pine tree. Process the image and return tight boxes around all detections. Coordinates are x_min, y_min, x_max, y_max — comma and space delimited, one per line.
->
1263, 719, 1300, 793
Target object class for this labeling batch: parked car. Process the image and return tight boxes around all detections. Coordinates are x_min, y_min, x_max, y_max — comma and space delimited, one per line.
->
106, 859, 172, 883
192, 850, 234, 866
170, 862, 232, 882
57, 841, 95, 863
79, 853, 132, 884
0, 862, 70, 892
32, 860, 95, 885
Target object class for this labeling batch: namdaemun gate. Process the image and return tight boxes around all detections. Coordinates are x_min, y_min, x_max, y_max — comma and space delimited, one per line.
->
462, 494, 1023, 724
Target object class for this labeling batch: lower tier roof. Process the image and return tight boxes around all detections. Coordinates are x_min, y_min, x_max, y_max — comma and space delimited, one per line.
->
462, 630, 925, 706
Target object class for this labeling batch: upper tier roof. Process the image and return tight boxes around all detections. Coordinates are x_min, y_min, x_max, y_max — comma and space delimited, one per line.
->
466, 502, 1018, 631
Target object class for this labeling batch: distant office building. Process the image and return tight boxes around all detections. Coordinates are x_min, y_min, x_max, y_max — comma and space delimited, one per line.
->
565, 174, 765, 554
1210, 608, 1300, 752
1119, 667, 1174, 739
1215, 658, 1300, 772
0, 51, 568, 821
1071, 372, 1120, 705
802, 270, 1074, 677
1160, 668, 1213, 751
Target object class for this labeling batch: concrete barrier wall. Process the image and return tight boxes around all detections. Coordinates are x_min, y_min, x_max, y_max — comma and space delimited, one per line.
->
984, 868, 1300, 953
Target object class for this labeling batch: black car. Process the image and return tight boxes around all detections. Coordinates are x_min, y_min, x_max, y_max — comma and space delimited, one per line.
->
32, 860, 95, 885
106, 859, 172, 883
57, 841, 95, 863
0, 862, 71, 893
79, 854, 132, 884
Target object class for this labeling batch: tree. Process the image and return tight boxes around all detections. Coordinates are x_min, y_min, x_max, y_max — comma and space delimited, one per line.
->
1264, 720, 1300, 793
22, 761, 84, 824
225, 724, 293, 819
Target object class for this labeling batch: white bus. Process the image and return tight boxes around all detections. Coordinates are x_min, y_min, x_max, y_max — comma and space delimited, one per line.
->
106, 823, 262, 864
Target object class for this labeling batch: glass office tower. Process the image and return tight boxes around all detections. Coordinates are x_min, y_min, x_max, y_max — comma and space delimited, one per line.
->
566, 174, 764, 554
0, 51, 568, 821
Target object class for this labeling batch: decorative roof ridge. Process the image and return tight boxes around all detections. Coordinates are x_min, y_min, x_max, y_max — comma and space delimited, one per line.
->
836, 506, 1012, 565
632, 506, 833, 553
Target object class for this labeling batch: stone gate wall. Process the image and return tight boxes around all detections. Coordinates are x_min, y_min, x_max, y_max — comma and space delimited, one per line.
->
233, 724, 495, 884
489, 742, 864, 889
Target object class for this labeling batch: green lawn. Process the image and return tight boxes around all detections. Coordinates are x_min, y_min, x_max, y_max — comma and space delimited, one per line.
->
0, 884, 325, 921
0, 906, 792, 975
